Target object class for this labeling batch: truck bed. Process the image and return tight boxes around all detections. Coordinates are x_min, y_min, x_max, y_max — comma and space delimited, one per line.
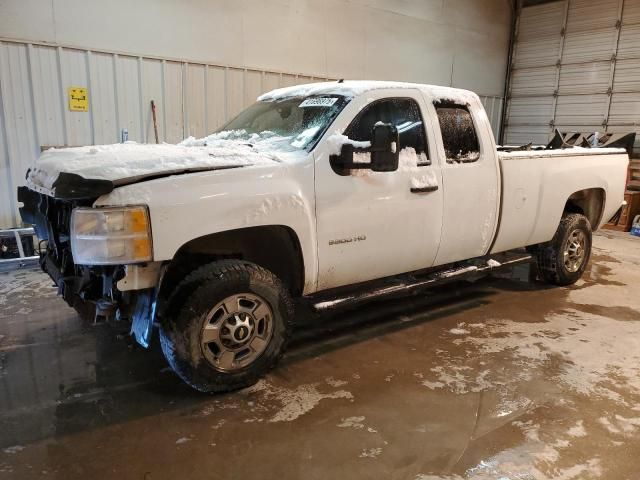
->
490, 147, 629, 254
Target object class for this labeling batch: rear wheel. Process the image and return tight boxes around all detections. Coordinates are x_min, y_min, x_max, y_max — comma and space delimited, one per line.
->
535, 213, 592, 286
159, 260, 294, 393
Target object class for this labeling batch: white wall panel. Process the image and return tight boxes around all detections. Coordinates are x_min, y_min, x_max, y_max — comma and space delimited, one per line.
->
241, 1, 326, 77
30, 45, 65, 146
140, 59, 164, 143
281, 74, 298, 88
115, 55, 143, 142
0, 66, 14, 228
0, 43, 39, 228
0, 35, 504, 229
244, 70, 263, 112
185, 64, 206, 139
59, 48, 92, 146
206, 66, 227, 131
0, 0, 511, 95
449, 27, 509, 95
226, 68, 245, 121
89, 52, 118, 145
162, 61, 184, 144
296, 76, 314, 85
263, 72, 281, 96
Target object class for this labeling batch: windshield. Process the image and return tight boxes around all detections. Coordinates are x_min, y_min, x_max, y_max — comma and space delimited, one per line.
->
209, 95, 349, 152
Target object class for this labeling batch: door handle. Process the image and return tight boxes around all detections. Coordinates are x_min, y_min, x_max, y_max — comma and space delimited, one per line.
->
410, 185, 438, 193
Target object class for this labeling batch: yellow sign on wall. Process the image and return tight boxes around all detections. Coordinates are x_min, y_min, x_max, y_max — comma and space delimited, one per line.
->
68, 87, 88, 112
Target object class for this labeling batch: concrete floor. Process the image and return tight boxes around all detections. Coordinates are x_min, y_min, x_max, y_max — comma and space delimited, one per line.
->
0, 231, 639, 479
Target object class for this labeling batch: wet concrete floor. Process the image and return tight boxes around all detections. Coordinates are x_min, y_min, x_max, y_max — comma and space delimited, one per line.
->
0, 230, 639, 479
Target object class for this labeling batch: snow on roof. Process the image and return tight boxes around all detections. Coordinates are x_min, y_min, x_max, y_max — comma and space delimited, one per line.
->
257, 80, 480, 106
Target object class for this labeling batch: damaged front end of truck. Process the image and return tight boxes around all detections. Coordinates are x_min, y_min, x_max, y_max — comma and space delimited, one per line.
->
17, 174, 160, 348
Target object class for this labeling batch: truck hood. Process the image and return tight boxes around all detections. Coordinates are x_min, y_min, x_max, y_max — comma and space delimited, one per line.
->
26, 142, 298, 199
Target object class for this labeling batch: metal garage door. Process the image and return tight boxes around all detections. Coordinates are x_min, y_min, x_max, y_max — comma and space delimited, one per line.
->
504, 0, 640, 153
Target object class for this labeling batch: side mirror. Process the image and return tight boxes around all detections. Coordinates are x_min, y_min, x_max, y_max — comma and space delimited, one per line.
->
328, 122, 400, 175
370, 123, 399, 172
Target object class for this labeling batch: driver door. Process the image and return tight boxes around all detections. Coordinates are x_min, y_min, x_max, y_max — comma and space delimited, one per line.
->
313, 90, 444, 291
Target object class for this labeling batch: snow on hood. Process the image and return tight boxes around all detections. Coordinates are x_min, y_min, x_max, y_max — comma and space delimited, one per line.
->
27, 137, 302, 192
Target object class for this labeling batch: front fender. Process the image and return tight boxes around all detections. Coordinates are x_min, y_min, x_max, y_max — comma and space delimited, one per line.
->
95, 161, 318, 293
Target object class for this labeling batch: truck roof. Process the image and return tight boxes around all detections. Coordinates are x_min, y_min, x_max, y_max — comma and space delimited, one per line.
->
258, 80, 480, 106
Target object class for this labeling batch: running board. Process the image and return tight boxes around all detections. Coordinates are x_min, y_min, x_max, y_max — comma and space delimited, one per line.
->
310, 252, 533, 312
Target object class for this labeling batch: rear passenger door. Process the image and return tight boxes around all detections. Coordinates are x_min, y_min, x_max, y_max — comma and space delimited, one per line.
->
314, 90, 444, 291
429, 100, 501, 265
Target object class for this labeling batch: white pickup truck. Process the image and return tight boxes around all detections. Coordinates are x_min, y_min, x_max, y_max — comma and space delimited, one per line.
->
18, 81, 629, 392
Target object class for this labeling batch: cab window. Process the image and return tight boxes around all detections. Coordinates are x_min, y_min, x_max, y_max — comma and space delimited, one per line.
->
345, 98, 429, 164
434, 102, 480, 163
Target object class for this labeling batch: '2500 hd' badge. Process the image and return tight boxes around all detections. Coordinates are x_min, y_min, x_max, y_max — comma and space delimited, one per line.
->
329, 235, 367, 246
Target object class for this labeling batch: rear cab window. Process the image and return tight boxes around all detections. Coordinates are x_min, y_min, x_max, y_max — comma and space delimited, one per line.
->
434, 102, 480, 164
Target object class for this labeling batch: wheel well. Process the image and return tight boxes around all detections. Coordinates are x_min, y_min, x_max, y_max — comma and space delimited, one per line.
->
564, 188, 605, 229
158, 225, 305, 300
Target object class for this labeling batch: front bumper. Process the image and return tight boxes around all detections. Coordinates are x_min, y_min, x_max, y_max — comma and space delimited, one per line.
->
17, 186, 159, 347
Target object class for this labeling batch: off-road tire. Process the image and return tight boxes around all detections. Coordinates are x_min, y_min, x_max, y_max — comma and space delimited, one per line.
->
159, 260, 294, 393
535, 213, 592, 286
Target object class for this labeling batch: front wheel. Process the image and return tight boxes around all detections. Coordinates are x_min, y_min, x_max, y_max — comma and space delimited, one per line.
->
159, 260, 294, 393
535, 213, 592, 286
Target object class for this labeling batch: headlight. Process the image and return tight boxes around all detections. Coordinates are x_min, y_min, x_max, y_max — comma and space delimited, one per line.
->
71, 206, 152, 265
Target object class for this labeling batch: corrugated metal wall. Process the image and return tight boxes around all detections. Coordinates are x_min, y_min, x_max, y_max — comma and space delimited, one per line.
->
481, 96, 505, 141
0, 39, 503, 229
504, 0, 640, 150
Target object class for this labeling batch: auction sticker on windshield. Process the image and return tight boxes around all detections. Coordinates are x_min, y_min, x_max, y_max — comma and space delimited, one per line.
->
299, 97, 338, 107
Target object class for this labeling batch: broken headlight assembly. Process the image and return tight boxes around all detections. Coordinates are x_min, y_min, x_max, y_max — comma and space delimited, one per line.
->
70, 206, 152, 265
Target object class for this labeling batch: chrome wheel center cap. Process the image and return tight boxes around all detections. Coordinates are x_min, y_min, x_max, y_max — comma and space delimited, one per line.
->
235, 325, 249, 341
221, 313, 255, 349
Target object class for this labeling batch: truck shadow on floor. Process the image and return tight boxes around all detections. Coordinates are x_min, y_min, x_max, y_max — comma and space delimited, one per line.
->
0, 266, 553, 448
287, 263, 548, 362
